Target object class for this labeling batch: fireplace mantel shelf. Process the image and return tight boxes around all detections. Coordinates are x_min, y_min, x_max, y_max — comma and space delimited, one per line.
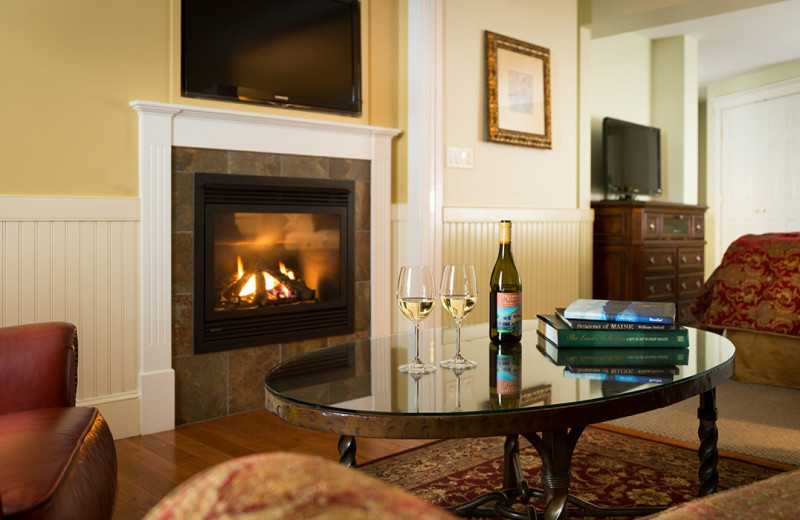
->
132, 100, 399, 434
132, 100, 400, 136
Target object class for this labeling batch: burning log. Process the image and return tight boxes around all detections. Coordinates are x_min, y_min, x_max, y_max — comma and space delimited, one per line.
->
256, 260, 315, 301
217, 259, 316, 310
222, 267, 258, 302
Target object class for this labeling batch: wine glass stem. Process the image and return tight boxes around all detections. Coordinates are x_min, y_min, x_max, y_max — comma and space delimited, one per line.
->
414, 322, 422, 363
455, 319, 463, 358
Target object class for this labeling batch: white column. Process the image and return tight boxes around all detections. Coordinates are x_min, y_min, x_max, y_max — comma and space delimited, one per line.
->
371, 132, 397, 336
407, 0, 444, 325
131, 101, 179, 434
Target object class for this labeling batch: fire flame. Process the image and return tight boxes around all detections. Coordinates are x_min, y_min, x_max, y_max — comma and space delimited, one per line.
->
235, 256, 293, 299
280, 261, 295, 280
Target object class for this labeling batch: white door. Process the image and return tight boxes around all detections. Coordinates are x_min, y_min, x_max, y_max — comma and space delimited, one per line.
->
719, 91, 800, 255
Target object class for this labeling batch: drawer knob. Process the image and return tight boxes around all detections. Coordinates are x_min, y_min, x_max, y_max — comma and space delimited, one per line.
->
696, 255, 702, 263
649, 223, 656, 230
681, 256, 687, 264
696, 224, 702, 230
696, 281, 702, 288
648, 286, 656, 295
666, 256, 673, 265
666, 283, 672, 292
649, 256, 656, 265
681, 282, 687, 290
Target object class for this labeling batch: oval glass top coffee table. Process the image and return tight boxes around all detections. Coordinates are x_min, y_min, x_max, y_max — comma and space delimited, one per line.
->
265, 320, 735, 520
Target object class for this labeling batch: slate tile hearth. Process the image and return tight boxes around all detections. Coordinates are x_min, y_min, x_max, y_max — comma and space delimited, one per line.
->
171, 146, 372, 425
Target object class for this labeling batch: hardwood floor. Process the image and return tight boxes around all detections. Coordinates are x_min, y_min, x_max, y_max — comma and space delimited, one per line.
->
112, 410, 430, 519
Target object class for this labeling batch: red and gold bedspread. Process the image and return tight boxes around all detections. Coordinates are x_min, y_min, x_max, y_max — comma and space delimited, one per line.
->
690, 232, 800, 337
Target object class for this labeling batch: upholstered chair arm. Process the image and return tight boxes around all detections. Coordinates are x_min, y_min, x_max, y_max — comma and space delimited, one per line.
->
0, 322, 78, 414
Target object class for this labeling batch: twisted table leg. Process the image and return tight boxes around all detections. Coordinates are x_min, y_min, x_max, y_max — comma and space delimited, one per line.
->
523, 426, 585, 520
697, 389, 719, 496
338, 435, 357, 468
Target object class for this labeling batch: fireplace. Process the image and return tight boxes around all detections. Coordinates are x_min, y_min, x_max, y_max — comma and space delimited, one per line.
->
194, 173, 355, 353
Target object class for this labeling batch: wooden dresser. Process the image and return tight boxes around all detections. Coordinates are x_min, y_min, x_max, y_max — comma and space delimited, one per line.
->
591, 200, 708, 324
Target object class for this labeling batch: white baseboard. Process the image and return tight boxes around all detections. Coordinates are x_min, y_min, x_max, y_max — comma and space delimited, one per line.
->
78, 390, 142, 439
140, 368, 176, 435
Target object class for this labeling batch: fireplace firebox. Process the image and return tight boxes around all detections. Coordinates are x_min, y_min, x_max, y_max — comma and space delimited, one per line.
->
194, 173, 355, 353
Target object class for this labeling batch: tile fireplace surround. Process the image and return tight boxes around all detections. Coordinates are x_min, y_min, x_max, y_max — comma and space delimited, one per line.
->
132, 101, 399, 433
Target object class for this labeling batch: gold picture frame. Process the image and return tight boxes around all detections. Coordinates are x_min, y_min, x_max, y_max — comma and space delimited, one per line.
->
485, 31, 552, 149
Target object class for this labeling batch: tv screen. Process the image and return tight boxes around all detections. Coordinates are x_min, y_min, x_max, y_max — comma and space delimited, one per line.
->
182, 0, 362, 115
602, 117, 661, 199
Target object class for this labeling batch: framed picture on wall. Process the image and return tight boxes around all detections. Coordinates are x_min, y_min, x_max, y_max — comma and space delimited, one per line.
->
485, 31, 552, 149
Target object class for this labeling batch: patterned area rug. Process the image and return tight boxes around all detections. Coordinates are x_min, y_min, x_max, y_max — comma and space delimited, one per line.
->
362, 427, 784, 519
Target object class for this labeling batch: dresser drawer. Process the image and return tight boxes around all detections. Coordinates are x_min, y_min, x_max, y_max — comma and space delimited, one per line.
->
662, 213, 692, 238
644, 248, 676, 272
692, 215, 704, 239
678, 272, 704, 296
678, 247, 704, 272
643, 212, 661, 239
644, 274, 676, 299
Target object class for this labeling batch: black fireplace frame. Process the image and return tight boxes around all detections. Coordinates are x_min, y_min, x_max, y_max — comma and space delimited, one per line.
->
193, 172, 355, 354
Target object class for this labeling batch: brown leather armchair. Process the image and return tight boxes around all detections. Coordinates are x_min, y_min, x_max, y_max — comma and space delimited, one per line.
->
0, 322, 118, 519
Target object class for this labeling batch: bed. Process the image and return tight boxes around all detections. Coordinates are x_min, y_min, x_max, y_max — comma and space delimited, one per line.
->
690, 232, 800, 389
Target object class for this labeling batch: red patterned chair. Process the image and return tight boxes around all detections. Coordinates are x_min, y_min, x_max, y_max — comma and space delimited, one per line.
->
145, 451, 799, 520
0, 322, 118, 519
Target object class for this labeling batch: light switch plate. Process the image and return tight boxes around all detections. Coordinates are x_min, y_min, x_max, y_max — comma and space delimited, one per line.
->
446, 146, 474, 169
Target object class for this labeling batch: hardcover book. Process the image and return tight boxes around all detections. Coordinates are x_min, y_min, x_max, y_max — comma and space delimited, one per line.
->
564, 365, 679, 376
555, 308, 680, 331
563, 299, 676, 325
535, 332, 690, 367
537, 314, 688, 348
562, 369, 674, 385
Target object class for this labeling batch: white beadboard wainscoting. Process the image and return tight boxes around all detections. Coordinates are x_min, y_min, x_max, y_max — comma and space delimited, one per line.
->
0, 195, 141, 438
442, 207, 594, 327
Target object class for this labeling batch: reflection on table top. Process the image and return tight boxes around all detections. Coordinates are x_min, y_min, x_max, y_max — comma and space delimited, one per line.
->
265, 320, 735, 418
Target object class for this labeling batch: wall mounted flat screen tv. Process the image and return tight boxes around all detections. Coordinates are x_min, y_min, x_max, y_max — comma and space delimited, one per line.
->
182, 0, 362, 115
602, 117, 662, 200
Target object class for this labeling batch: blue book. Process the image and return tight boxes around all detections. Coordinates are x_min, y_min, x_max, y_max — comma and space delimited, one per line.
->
563, 369, 674, 384
563, 299, 676, 325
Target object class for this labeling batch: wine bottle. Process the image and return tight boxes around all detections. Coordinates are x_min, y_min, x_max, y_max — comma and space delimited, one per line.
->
489, 341, 522, 410
489, 220, 522, 343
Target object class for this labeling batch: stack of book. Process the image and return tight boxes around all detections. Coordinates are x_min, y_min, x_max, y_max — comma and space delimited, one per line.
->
535, 299, 689, 384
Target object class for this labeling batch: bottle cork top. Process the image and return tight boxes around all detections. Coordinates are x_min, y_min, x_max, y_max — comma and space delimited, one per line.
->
499, 220, 512, 243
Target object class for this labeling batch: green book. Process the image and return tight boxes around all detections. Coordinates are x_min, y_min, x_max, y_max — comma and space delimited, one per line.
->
537, 314, 688, 348
536, 332, 690, 367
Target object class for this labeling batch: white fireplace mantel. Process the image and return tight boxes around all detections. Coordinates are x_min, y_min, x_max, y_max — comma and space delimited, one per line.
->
131, 100, 400, 434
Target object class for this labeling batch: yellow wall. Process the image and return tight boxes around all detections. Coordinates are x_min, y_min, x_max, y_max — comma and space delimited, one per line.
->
0, 0, 401, 198
588, 33, 651, 199
0, 0, 169, 197
443, 0, 579, 209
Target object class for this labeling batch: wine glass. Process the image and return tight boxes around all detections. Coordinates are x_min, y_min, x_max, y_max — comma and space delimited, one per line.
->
439, 264, 478, 370
396, 265, 437, 374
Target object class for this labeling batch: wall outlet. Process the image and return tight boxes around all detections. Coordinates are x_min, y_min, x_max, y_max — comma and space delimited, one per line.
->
446, 146, 474, 169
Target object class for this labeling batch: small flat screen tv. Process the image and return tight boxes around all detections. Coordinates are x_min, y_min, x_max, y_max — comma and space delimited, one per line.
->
182, 0, 362, 115
602, 117, 662, 200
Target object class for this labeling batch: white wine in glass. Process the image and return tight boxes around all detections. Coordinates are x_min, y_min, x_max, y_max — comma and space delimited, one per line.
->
439, 264, 478, 370
396, 265, 437, 374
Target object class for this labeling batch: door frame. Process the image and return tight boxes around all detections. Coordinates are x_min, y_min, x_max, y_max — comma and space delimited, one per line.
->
709, 77, 800, 261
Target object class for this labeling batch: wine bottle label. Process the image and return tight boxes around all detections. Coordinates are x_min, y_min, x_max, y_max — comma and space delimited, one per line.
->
496, 354, 521, 394
496, 292, 522, 334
